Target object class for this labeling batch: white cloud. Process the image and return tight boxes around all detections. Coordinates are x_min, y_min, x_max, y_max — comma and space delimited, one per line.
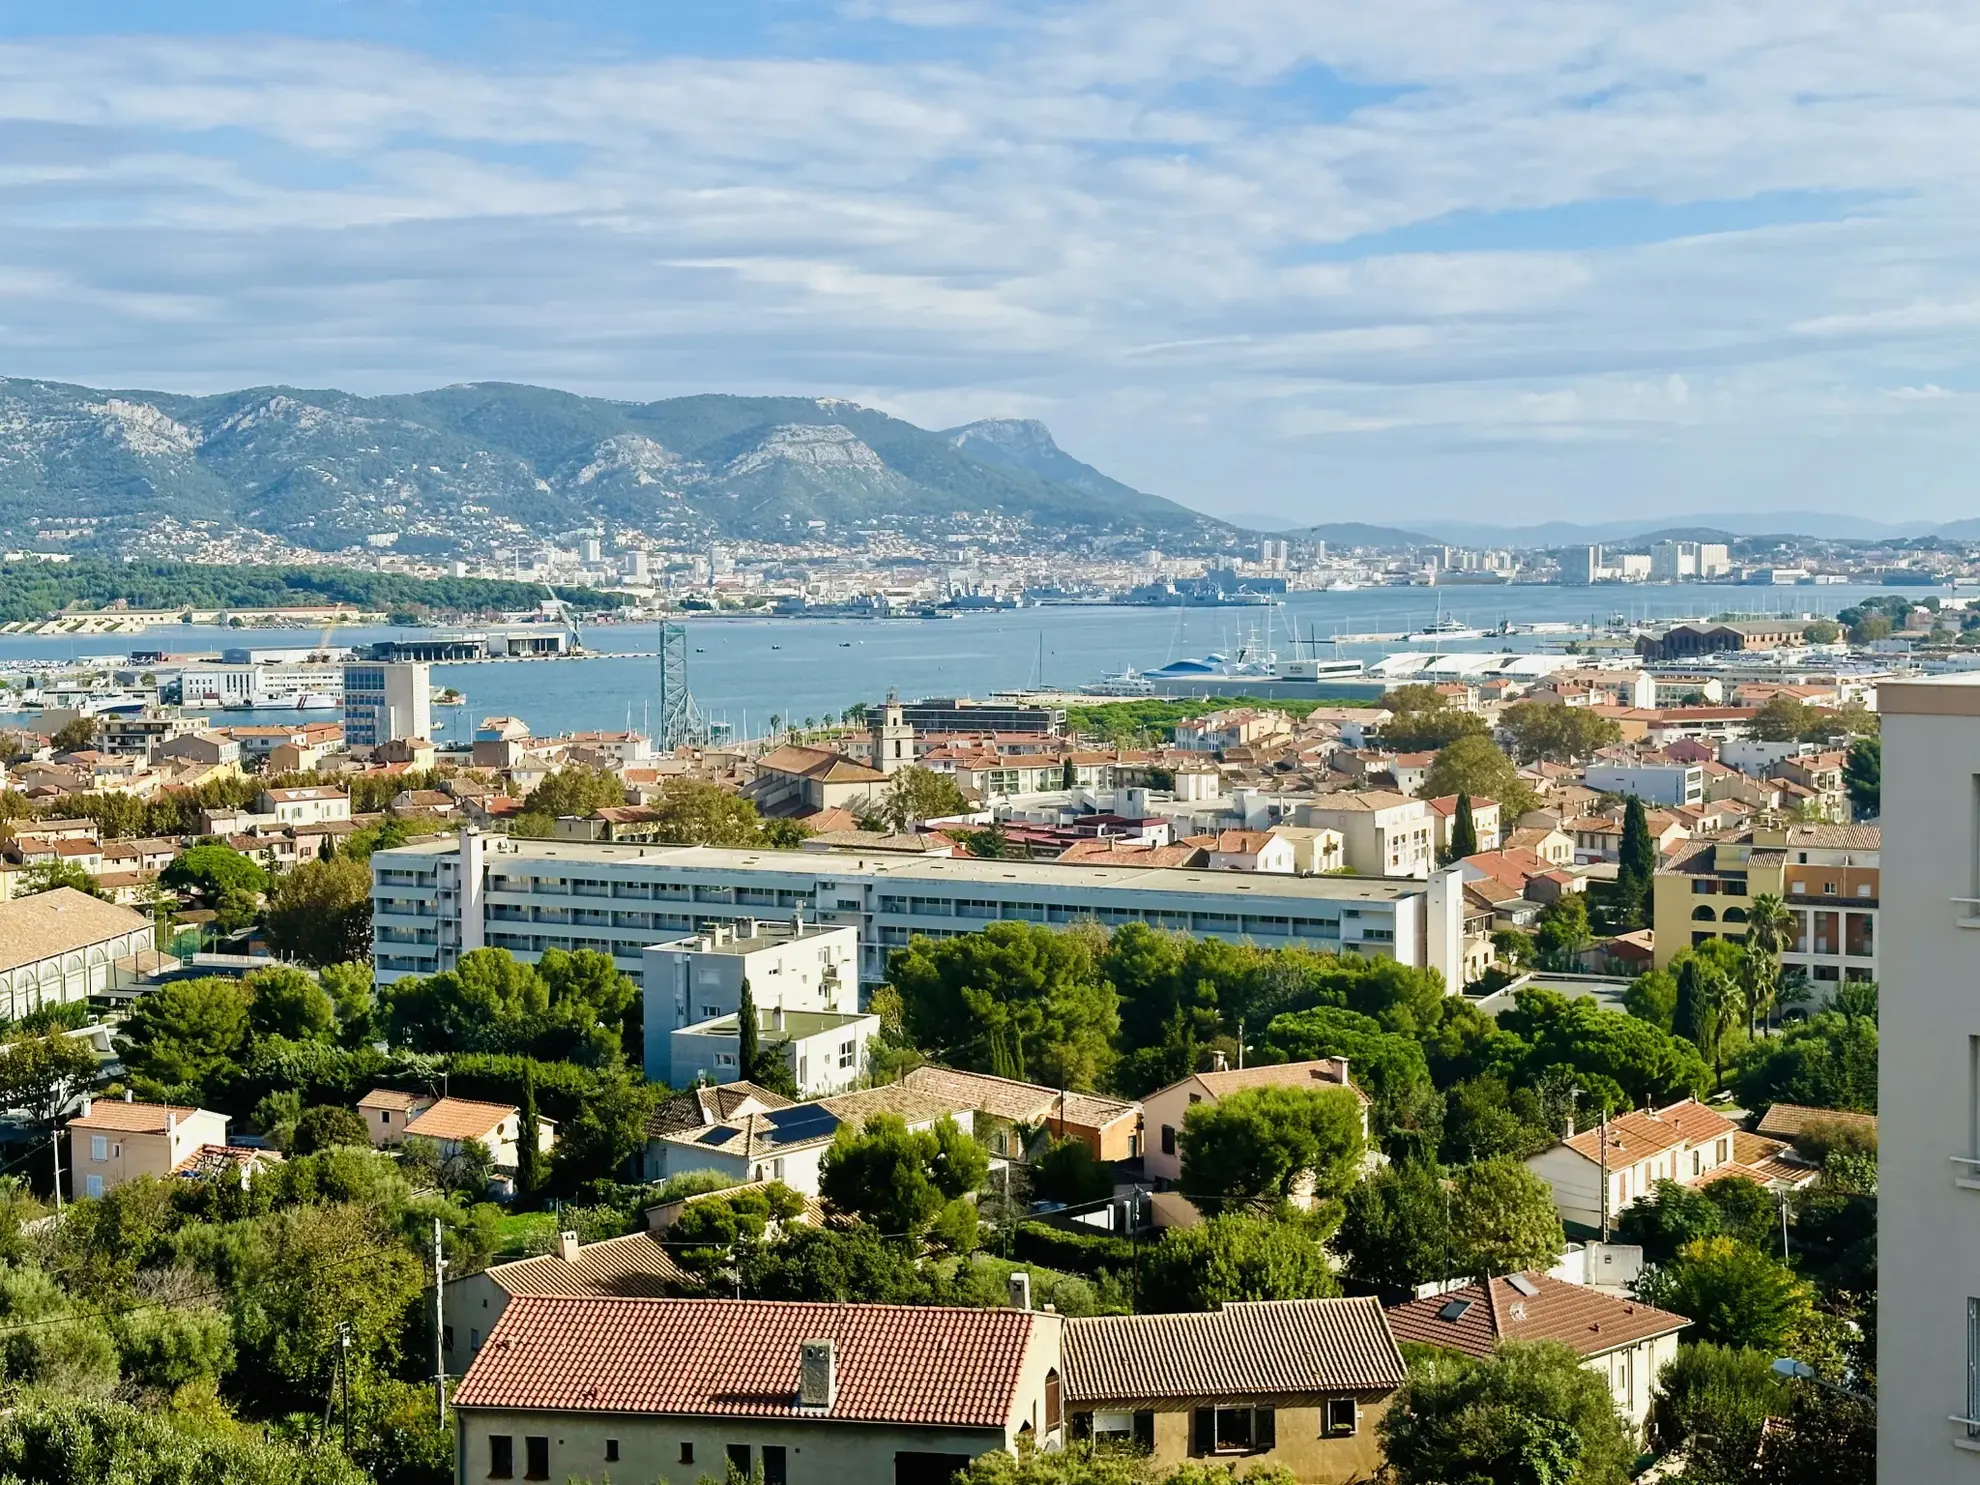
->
0, 5, 1976, 520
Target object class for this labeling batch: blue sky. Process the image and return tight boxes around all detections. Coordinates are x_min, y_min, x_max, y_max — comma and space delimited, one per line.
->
0, 0, 1976, 524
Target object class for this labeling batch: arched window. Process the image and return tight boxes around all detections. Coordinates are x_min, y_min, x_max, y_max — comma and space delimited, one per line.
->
1691, 905, 1717, 921
1722, 907, 1748, 924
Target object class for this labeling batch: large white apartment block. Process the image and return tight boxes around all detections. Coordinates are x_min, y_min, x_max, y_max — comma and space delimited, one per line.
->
369, 831, 1468, 993
1583, 762, 1705, 808
343, 661, 432, 750
1878, 674, 1980, 1477
1293, 792, 1437, 878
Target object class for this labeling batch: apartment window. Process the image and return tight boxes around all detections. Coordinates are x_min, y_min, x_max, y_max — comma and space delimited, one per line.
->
84, 1174, 103, 1198
1193, 1406, 1275, 1455
90, 1135, 107, 1161
839, 1039, 857, 1069
1323, 1398, 1357, 1437
523, 1437, 548, 1481
604, 1440, 619, 1464
488, 1435, 514, 1479
726, 1445, 752, 1476
762, 1445, 787, 1485
1161, 1125, 1176, 1156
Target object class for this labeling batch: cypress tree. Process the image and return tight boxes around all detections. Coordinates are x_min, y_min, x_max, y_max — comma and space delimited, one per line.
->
1617, 795, 1655, 925
1448, 793, 1478, 862
737, 976, 760, 1081
516, 1064, 542, 1204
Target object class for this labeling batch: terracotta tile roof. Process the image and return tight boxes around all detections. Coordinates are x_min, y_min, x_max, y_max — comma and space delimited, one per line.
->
1387, 1273, 1688, 1359
1708, 1132, 1819, 1189
484, 1231, 691, 1297
1780, 823, 1881, 851
0, 887, 151, 972
173, 1144, 284, 1179
1213, 830, 1277, 854
1173, 1058, 1370, 1108
645, 1082, 794, 1139
403, 1097, 517, 1143
452, 1297, 1042, 1427
1754, 1103, 1877, 1139
1560, 1099, 1734, 1165
357, 1088, 429, 1113
69, 1099, 213, 1134
756, 745, 887, 785
900, 1066, 1138, 1130
1064, 1299, 1404, 1403
1056, 839, 1204, 869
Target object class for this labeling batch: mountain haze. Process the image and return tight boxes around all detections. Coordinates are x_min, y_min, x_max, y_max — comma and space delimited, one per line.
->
0, 379, 1237, 556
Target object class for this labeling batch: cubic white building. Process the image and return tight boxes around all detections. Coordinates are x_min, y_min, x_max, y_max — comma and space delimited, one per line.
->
343, 661, 432, 750
1583, 762, 1705, 808
369, 832, 1468, 992
1878, 674, 1980, 1476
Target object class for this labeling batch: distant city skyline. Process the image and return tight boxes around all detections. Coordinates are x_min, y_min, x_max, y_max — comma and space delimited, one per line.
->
0, 1, 1975, 525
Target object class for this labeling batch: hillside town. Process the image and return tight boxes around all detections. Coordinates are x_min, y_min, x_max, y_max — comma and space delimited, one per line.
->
0, 599, 1891, 1485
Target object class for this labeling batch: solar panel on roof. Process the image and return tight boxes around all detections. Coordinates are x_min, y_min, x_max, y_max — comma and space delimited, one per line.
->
697, 1127, 735, 1146
763, 1105, 838, 1143
1437, 1299, 1472, 1322
1506, 1274, 1540, 1297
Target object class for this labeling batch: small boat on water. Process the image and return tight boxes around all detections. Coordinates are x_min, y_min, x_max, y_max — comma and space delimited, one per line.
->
293, 691, 339, 711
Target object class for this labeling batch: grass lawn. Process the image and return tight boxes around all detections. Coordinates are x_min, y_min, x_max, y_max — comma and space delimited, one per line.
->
490, 1210, 560, 1257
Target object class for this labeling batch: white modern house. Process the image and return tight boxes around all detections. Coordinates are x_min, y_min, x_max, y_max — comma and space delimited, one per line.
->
1582, 761, 1705, 808
671, 1005, 880, 1097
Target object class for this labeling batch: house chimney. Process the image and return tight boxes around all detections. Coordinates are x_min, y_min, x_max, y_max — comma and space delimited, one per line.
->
557, 1230, 580, 1263
78, 1095, 92, 1118
1008, 1272, 1032, 1311
1211, 1049, 1228, 1072
123, 1089, 132, 1102
792, 909, 805, 934
799, 1339, 837, 1410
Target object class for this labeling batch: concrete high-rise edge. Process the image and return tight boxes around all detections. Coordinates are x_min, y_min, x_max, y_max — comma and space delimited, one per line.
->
1878, 673, 1980, 1477
342, 661, 432, 750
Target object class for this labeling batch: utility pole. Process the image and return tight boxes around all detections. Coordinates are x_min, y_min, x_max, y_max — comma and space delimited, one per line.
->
49, 1128, 61, 1213
338, 1322, 353, 1454
432, 1218, 448, 1427
1597, 1109, 1610, 1242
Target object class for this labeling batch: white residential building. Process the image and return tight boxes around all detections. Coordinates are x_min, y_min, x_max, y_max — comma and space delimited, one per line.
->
343, 661, 432, 750
1877, 674, 1980, 1476
1294, 792, 1437, 878
1583, 762, 1704, 808
370, 832, 1469, 993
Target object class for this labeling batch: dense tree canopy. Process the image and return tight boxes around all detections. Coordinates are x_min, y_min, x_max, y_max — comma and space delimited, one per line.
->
1730, 1008, 1877, 1113
1636, 1237, 1814, 1352
1378, 686, 1492, 752
160, 844, 270, 903
263, 856, 372, 966
1421, 735, 1536, 819
1178, 1084, 1365, 1214
1447, 1156, 1566, 1278
818, 1114, 987, 1247
1499, 703, 1623, 764
1137, 1213, 1340, 1313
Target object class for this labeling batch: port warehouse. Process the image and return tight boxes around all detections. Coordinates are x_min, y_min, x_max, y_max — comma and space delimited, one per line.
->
370, 832, 1466, 989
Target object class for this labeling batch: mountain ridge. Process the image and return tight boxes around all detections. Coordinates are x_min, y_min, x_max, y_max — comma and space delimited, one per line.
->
0, 378, 1238, 556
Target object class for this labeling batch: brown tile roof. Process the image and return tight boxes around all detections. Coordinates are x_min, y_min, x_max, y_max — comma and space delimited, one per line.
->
645, 1082, 794, 1139
1708, 1132, 1819, 1189
484, 1231, 690, 1297
1173, 1058, 1370, 1108
173, 1144, 284, 1179
357, 1088, 429, 1113
452, 1297, 1042, 1427
69, 1099, 213, 1134
1754, 1103, 1877, 1139
1213, 829, 1277, 854
403, 1097, 517, 1142
0, 887, 150, 972
1064, 1299, 1404, 1404
1387, 1273, 1688, 1359
1560, 1099, 1733, 1164
900, 1066, 1138, 1130
1780, 823, 1882, 851
756, 745, 887, 785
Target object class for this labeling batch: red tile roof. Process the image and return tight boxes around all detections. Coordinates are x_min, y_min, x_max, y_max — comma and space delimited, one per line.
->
452, 1297, 1041, 1427
1387, 1273, 1687, 1359
1561, 1098, 1734, 1165
1064, 1299, 1404, 1403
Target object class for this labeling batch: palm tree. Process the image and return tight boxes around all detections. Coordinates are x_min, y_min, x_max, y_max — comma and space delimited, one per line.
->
1741, 892, 1795, 1035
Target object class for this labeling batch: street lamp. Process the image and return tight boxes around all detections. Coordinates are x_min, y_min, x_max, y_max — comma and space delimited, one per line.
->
1772, 1357, 1870, 1402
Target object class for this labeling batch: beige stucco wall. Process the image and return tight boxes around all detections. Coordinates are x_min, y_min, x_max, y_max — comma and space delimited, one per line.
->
69, 1110, 229, 1201
442, 1270, 512, 1375
1091, 1395, 1393, 1484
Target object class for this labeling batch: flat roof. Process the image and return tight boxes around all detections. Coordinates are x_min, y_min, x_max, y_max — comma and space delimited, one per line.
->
380, 837, 1430, 903
678, 1009, 872, 1038
650, 922, 856, 957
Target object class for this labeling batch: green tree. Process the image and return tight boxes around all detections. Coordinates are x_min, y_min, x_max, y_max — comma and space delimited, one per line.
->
1178, 1084, 1365, 1214
1447, 1156, 1565, 1278
1499, 702, 1624, 765
545, 1071, 657, 1194
1261, 1004, 1436, 1141
1754, 1369, 1875, 1485
1651, 1342, 1787, 1482
1801, 617, 1842, 644
1637, 1237, 1813, 1351
515, 1064, 543, 1204
1749, 695, 1816, 742
1030, 1136, 1114, 1205
1730, 1008, 1877, 1112
0, 1394, 366, 1485
107, 1304, 235, 1395
1380, 1341, 1634, 1485
244, 964, 336, 1042
118, 977, 251, 1089
522, 765, 626, 818
737, 977, 760, 1082
0, 1031, 99, 1132
818, 1113, 987, 1245
875, 765, 969, 832
1378, 686, 1491, 752
263, 855, 372, 966
1844, 736, 1879, 819
1624, 967, 1677, 1032
647, 777, 769, 846
48, 716, 100, 755
1138, 1213, 1340, 1312
888, 923, 1120, 1089
1444, 793, 1478, 865
1613, 796, 1656, 928
669, 1182, 806, 1287
319, 961, 379, 1048
160, 843, 269, 903
289, 1104, 371, 1154
1533, 893, 1592, 971
1336, 1160, 1454, 1292
1675, 952, 1740, 1084
1740, 892, 1795, 1034
18, 860, 110, 900
1420, 734, 1536, 818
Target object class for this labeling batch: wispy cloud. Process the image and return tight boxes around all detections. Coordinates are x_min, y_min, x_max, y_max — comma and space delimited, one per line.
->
0, 2, 1976, 520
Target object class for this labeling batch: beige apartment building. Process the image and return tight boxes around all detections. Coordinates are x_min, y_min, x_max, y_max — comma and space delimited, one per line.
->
1294, 792, 1436, 878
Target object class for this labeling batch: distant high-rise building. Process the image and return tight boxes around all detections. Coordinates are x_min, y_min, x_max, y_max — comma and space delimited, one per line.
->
709, 544, 735, 578
623, 550, 649, 581
1696, 543, 1731, 578
1259, 538, 1290, 570
343, 661, 432, 750
1650, 540, 1699, 582
1562, 546, 1601, 585
581, 537, 603, 565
